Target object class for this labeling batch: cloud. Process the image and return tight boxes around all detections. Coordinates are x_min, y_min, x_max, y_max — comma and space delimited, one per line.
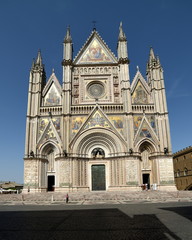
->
167, 76, 191, 98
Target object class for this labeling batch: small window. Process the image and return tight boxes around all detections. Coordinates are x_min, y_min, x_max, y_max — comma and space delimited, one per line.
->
184, 168, 188, 176
177, 170, 180, 177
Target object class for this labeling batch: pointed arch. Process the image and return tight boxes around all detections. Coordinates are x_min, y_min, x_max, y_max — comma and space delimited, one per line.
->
135, 138, 158, 154
39, 140, 61, 156
37, 120, 62, 149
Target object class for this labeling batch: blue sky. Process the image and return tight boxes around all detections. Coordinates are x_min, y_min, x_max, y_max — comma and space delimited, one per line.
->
0, 0, 191, 183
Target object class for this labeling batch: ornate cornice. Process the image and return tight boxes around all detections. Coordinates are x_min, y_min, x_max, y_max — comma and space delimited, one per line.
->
62, 59, 73, 66
118, 57, 130, 64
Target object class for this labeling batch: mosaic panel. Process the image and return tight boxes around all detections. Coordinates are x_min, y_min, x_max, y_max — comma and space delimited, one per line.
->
72, 117, 86, 135
84, 112, 111, 130
44, 126, 57, 141
133, 115, 156, 134
44, 84, 61, 106
39, 118, 60, 137
79, 38, 112, 64
109, 116, 123, 129
138, 121, 152, 139
146, 115, 156, 132
132, 81, 149, 104
52, 118, 61, 136
109, 116, 124, 137
39, 118, 49, 136
133, 115, 143, 133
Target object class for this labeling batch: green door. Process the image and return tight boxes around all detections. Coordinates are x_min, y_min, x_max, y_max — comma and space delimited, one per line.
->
92, 165, 106, 191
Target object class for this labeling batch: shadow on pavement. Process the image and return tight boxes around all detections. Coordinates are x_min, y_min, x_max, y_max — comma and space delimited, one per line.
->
0, 208, 181, 240
160, 206, 192, 221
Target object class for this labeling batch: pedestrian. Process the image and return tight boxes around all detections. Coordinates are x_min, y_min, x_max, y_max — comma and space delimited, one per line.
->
66, 193, 69, 203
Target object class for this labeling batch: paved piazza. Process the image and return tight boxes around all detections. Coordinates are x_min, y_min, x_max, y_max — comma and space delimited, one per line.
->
0, 202, 191, 240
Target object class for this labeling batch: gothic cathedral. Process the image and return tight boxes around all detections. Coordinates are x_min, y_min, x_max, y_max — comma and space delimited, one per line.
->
24, 24, 175, 193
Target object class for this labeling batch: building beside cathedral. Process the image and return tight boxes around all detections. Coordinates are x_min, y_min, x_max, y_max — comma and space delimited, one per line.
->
173, 146, 192, 190
23, 24, 176, 193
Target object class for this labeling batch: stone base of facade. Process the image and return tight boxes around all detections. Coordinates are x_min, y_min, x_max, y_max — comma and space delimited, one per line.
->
22, 187, 45, 194
55, 187, 90, 192
158, 185, 177, 191
108, 186, 141, 191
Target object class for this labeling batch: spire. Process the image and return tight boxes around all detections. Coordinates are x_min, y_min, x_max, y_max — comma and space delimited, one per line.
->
64, 26, 72, 43
35, 50, 42, 66
118, 22, 126, 41
147, 47, 162, 69
149, 47, 156, 63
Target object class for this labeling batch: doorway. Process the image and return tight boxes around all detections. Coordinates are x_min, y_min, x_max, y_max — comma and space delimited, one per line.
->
92, 165, 106, 191
47, 175, 55, 191
142, 173, 150, 189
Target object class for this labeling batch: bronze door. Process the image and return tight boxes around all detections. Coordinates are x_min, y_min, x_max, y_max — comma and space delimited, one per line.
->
92, 165, 106, 191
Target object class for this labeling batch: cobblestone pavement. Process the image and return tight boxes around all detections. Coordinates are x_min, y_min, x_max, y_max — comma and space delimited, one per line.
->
0, 202, 191, 240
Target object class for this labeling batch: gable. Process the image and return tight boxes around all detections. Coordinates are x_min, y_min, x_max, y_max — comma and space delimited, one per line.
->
42, 72, 62, 106
133, 115, 156, 135
70, 106, 125, 146
37, 119, 62, 148
74, 32, 117, 65
134, 117, 159, 145
44, 83, 61, 106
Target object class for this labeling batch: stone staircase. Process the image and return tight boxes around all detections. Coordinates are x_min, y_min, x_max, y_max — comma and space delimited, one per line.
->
0, 191, 192, 203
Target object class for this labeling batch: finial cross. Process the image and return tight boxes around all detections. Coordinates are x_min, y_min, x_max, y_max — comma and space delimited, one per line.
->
92, 20, 97, 30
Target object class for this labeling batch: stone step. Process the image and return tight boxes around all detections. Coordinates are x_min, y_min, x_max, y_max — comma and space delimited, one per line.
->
0, 191, 192, 202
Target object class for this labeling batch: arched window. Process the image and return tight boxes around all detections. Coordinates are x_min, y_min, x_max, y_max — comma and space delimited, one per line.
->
177, 170, 180, 177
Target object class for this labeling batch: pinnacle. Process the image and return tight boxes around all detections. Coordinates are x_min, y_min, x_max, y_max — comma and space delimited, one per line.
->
118, 21, 126, 41
35, 50, 42, 66
149, 47, 155, 60
64, 25, 72, 43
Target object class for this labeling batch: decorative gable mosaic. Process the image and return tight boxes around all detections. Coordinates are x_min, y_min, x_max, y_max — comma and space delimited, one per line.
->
78, 38, 114, 64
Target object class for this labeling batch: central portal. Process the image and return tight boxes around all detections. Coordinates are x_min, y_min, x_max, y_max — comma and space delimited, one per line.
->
91, 165, 106, 191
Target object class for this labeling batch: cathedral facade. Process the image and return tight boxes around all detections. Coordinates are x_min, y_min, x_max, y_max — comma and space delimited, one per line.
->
24, 24, 175, 192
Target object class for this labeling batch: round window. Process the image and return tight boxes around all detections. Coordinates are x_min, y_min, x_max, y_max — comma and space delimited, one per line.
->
88, 82, 104, 98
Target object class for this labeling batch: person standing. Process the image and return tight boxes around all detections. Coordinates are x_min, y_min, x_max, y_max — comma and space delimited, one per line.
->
66, 193, 69, 203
